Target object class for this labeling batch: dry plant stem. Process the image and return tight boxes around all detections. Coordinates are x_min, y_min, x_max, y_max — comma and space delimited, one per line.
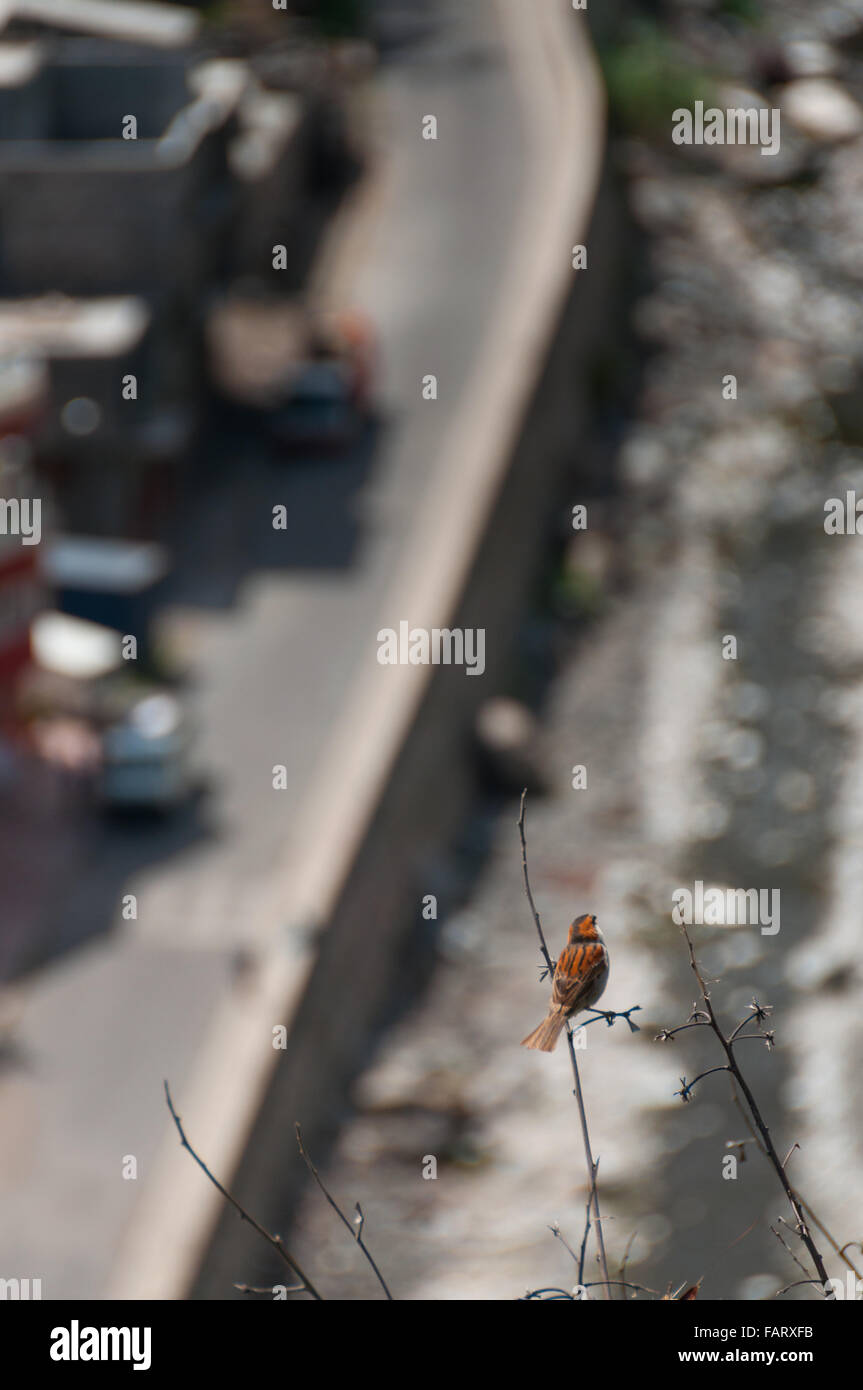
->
618, 1229, 636, 1288
518, 790, 612, 1301
295, 1123, 393, 1300
163, 1081, 323, 1300
587, 1279, 660, 1297
518, 791, 557, 978
775, 1278, 829, 1298
678, 927, 831, 1293
523, 1278, 660, 1300
550, 1221, 581, 1268
566, 1027, 612, 1298
771, 1222, 810, 1282
235, 1282, 305, 1295
576, 1157, 600, 1285
730, 1083, 863, 1282
522, 1287, 579, 1300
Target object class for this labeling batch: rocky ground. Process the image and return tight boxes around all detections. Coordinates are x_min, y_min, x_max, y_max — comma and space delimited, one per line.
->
278, 0, 863, 1301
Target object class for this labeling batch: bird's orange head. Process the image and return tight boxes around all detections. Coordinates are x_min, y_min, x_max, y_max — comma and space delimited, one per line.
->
567, 913, 600, 943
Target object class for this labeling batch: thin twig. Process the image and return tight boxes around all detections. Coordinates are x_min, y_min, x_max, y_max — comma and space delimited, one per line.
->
518, 791, 613, 1301
675, 1066, 731, 1100
234, 1282, 306, 1295
516, 795, 611, 1301
671, 1279, 703, 1300
728, 1216, 758, 1246
781, 1143, 800, 1171
164, 1081, 323, 1300
583, 1278, 662, 1297
521, 1277, 662, 1301
771, 1222, 810, 1282
731, 1082, 863, 1281
774, 1278, 830, 1298
549, 1222, 581, 1271
728, 1002, 772, 1045
582, 1005, 642, 1033
520, 1287, 580, 1300
517, 790, 555, 976
672, 927, 832, 1294
838, 1241, 863, 1267
565, 1025, 613, 1299
295, 1122, 393, 1300
655, 1020, 710, 1041
570, 1159, 601, 1286
618, 1229, 637, 1289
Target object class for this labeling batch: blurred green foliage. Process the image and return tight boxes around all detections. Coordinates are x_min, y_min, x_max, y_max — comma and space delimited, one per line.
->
600, 23, 716, 138
718, 0, 763, 24
549, 563, 605, 624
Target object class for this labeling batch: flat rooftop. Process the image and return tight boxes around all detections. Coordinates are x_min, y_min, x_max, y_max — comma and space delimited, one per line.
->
0, 0, 200, 49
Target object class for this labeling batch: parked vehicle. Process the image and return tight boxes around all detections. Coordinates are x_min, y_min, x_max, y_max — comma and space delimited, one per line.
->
269, 354, 362, 450
268, 311, 374, 453
39, 535, 171, 671
99, 692, 193, 812
206, 296, 374, 453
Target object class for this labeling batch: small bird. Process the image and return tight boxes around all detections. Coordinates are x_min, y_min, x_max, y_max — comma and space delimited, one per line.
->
521, 913, 609, 1052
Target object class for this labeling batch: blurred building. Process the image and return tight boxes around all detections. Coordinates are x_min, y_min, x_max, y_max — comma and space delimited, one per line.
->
0, 359, 45, 724
0, 0, 340, 545
0, 296, 193, 538
0, 41, 242, 299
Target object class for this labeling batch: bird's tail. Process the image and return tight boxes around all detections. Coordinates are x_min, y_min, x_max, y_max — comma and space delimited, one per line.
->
521, 1006, 568, 1052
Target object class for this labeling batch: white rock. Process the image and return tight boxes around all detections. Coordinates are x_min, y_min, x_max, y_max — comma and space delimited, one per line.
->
781, 78, 863, 143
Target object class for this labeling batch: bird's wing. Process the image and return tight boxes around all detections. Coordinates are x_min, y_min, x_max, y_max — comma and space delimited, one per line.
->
552, 942, 607, 1011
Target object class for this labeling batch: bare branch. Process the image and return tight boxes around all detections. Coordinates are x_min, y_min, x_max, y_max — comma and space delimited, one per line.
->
655, 1020, 710, 1042
519, 1286, 579, 1300
663, 926, 831, 1292
781, 1142, 800, 1172
585, 1278, 662, 1297
517, 789, 556, 976
674, 1066, 731, 1101
295, 1122, 393, 1300
581, 1166, 598, 1287
518, 792, 613, 1300
164, 1080, 323, 1300
731, 1081, 862, 1281
549, 1221, 581, 1271
582, 1006, 642, 1033
771, 1222, 810, 1282
234, 1283, 306, 1296
774, 1278, 832, 1299
617, 1229, 637, 1289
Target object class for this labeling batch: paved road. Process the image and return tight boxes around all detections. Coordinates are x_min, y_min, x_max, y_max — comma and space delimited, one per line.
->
0, 0, 526, 1298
